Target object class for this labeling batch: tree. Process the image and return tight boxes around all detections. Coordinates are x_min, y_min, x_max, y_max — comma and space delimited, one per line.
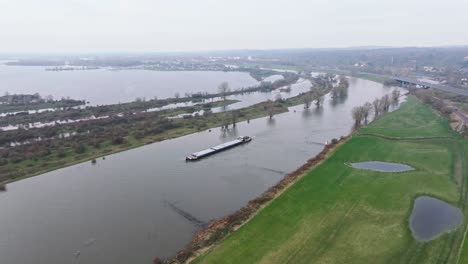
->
380, 94, 391, 112
231, 110, 238, 127
174, 92, 180, 99
74, 142, 86, 154
218, 82, 230, 101
352, 106, 365, 126
392, 89, 401, 103
311, 90, 324, 106
303, 93, 312, 109
266, 100, 275, 119
331, 77, 349, 99
363, 102, 373, 123
339, 76, 350, 88
373, 98, 380, 117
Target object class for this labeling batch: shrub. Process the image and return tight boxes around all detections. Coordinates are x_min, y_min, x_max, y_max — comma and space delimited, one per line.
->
74, 143, 86, 154
112, 136, 125, 145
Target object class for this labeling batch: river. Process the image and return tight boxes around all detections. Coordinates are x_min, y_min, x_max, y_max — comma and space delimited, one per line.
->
0, 76, 401, 264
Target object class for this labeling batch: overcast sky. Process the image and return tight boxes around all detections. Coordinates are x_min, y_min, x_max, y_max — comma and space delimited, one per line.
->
1, 0, 468, 53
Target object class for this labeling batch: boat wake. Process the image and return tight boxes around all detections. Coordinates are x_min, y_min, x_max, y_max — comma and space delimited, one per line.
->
163, 200, 206, 228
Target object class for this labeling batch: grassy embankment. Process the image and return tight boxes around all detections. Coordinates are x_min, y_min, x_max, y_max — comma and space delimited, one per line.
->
192, 96, 468, 264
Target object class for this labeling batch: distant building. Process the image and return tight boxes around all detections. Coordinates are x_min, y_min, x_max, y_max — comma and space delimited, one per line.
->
353, 62, 367, 67
423, 66, 440, 73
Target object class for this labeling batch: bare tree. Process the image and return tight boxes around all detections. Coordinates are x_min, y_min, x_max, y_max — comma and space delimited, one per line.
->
222, 113, 230, 129
380, 94, 391, 112
331, 77, 349, 99
352, 106, 365, 125
391, 89, 401, 103
304, 93, 312, 109
218, 82, 230, 101
312, 90, 324, 106
339, 76, 350, 88
373, 98, 380, 117
231, 110, 238, 127
363, 102, 373, 123
266, 100, 275, 119
174, 92, 180, 99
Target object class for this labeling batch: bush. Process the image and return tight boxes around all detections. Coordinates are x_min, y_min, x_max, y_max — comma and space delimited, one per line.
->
57, 150, 67, 158
133, 131, 144, 139
0, 158, 8, 166
112, 136, 125, 145
74, 143, 86, 154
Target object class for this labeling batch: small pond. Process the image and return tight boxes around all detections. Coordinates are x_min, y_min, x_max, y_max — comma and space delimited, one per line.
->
410, 196, 463, 241
349, 161, 414, 172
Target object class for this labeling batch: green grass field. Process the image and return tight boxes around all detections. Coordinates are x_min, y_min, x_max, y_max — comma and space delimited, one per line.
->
359, 97, 456, 138
193, 97, 468, 264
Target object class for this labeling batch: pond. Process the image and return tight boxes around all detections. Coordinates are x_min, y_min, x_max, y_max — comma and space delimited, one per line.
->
0, 77, 404, 264
349, 161, 414, 172
410, 196, 463, 241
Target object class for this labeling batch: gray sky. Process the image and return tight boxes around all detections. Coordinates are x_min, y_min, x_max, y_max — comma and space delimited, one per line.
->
1, 0, 468, 53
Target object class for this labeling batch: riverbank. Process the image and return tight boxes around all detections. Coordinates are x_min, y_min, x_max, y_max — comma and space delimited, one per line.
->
168, 135, 350, 264
187, 97, 468, 264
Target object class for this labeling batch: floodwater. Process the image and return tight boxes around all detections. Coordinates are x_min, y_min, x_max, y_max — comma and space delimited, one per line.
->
263, 75, 284, 82
0, 65, 259, 105
0, 77, 402, 264
409, 196, 463, 241
169, 78, 312, 118
1, 79, 309, 131
349, 161, 414, 172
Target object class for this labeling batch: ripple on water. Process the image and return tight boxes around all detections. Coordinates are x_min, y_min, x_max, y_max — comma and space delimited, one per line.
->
410, 196, 463, 241
349, 161, 414, 172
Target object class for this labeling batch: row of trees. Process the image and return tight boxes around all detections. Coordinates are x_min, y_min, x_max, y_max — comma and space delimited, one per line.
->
352, 89, 401, 126
172, 73, 300, 104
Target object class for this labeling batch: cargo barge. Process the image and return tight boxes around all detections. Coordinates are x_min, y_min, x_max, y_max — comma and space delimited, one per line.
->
186, 136, 252, 161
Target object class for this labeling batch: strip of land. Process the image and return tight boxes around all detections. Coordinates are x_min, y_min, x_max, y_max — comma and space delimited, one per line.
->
187, 97, 468, 264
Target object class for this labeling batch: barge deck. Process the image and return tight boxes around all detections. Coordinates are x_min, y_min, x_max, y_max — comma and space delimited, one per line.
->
186, 136, 252, 161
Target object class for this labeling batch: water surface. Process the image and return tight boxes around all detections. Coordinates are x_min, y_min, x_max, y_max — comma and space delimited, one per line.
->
349, 161, 414, 172
410, 196, 463, 241
0, 66, 259, 105
0, 77, 402, 263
